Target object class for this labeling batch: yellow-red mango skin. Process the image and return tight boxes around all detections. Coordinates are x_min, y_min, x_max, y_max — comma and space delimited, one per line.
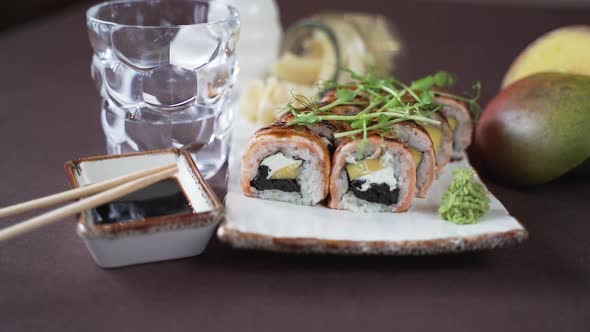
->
475, 72, 590, 186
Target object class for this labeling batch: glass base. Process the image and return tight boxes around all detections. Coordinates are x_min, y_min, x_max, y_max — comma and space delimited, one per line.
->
101, 103, 232, 180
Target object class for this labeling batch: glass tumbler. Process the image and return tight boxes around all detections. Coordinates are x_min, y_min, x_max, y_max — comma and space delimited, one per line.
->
87, 0, 240, 179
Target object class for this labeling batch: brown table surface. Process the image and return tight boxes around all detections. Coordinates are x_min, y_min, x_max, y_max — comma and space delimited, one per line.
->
1, 0, 589, 331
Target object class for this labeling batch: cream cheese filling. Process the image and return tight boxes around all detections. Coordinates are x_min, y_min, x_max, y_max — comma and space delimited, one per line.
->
261, 153, 303, 180
356, 167, 398, 191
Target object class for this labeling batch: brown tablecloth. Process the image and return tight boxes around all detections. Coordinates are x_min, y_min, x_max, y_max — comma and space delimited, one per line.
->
0, 1, 589, 331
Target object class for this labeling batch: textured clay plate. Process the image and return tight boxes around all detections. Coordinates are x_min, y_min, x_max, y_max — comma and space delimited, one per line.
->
217, 119, 528, 255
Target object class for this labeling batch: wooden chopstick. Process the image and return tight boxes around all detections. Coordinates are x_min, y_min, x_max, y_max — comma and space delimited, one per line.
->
0, 165, 178, 242
0, 163, 177, 219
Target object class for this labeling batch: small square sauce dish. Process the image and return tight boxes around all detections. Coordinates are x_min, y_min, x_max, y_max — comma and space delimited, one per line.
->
65, 149, 223, 268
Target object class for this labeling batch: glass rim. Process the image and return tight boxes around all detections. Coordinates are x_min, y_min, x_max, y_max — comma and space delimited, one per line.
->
86, 0, 239, 29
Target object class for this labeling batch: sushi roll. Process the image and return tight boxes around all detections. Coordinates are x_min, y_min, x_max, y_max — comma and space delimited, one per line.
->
241, 123, 331, 205
322, 90, 452, 176
321, 89, 453, 173
416, 112, 453, 176
278, 110, 351, 154
328, 135, 417, 213
434, 93, 473, 160
386, 121, 436, 198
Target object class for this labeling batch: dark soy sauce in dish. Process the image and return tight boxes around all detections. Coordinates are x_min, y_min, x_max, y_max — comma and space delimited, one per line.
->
92, 179, 193, 225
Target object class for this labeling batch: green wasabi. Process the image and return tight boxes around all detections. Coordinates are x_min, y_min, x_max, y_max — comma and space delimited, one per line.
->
439, 168, 490, 225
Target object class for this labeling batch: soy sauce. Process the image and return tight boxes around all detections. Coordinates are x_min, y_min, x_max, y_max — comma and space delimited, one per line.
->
91, 179, 192, 225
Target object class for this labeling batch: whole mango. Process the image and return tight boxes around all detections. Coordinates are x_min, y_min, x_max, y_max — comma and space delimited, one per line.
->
475, 72, 590, 185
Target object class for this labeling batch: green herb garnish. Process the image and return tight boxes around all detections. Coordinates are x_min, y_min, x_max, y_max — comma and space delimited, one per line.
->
410, 70, 456, 91
439, 168, 490, 225
281, 69, 481, 152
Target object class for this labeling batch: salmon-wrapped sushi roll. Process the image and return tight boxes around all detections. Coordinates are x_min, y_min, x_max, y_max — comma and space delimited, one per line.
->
434, 93, 473, 160
278, 110, 351, 154
329, 135, 417, 213
417, 112, 453, 176
387, 121, 436, 198
241, 123, 331, 206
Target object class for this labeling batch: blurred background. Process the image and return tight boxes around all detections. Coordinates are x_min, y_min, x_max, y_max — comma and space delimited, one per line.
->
1, 0, 588, 33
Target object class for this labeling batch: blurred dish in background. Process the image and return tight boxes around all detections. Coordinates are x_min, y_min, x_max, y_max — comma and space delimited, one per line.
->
240, 12, 402, 125
239, 77, 315, 125
277, 13, 402, 83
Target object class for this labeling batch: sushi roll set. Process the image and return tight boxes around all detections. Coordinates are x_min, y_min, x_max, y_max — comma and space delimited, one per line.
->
240, 70, 479, 213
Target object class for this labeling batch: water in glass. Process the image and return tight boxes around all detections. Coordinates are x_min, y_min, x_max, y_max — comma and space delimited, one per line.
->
87, 0, 240, 179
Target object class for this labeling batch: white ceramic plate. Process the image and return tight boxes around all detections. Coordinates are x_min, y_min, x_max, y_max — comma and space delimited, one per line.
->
217, 119, 527, 255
